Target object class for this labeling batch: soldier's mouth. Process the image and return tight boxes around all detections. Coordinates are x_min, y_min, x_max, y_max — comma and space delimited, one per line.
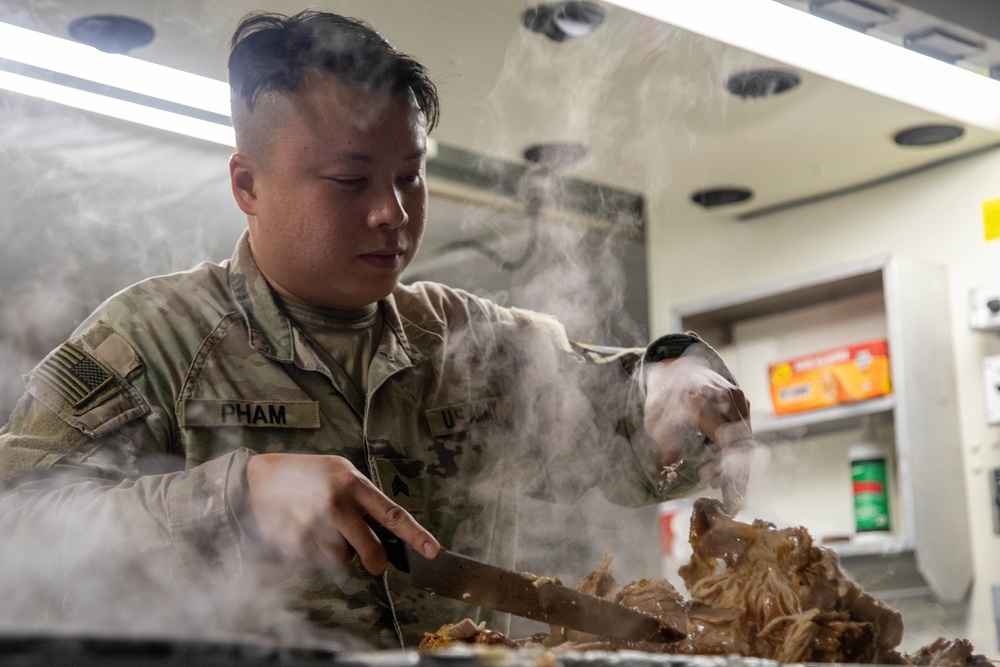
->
360, 251, 403, 269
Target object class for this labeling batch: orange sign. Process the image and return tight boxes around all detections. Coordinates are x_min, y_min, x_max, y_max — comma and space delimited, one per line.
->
769, 340, 892, 415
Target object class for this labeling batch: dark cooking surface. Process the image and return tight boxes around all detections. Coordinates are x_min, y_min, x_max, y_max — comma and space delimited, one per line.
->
0, 634, 339, 666
0, 635, 895, 667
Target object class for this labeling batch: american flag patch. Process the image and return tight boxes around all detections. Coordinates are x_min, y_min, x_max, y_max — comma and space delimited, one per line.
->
36, 343, 112, 407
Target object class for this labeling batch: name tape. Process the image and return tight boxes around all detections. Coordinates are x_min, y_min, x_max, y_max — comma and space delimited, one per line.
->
180, 399, 320, 428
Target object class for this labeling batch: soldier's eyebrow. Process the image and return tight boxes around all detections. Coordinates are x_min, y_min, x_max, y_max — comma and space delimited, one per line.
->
324, 148, 427, 165
326, 150, 374, 165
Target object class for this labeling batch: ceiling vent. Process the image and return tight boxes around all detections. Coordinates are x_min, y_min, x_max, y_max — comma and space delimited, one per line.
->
808, 0, 894, 32
726, 69, 801, 99
904, 28, 984, 64
893, 124, 964, 146
522, 2, 606, 42
68, 15, 154, 54
691, 188, 754, 208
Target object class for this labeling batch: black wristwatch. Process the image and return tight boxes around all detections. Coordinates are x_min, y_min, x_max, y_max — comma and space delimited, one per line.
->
644, 333, 701, 364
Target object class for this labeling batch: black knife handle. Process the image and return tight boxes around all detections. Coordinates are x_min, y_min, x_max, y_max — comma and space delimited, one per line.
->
368, 521, 410, 573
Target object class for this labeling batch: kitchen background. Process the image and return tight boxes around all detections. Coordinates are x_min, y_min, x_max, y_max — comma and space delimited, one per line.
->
1, 0, 999, 657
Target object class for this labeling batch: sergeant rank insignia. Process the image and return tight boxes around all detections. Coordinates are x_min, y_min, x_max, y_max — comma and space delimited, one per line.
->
36, 343, 112, 407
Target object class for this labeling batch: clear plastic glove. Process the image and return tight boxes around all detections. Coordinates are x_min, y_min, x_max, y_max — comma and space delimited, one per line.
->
245, 453, 440, 574
643, 355, 754, 509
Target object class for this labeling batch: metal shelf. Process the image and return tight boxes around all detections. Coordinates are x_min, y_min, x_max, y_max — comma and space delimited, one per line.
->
753, 395, 896, 439
672, 255, 972, 602
825, 534, 911, 558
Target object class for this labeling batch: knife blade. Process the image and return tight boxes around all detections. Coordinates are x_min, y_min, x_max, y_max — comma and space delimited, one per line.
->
371, 524, 685, 643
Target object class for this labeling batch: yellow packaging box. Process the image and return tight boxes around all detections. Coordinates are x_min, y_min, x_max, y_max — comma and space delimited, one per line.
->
769, 340, 892, 415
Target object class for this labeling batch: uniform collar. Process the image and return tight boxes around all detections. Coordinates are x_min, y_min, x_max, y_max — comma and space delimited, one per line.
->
228, 230, 296, 362
379, 292, 420, 367
227, 230, 431, 369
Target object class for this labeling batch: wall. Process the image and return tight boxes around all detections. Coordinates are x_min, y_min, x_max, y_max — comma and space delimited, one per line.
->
647, 146, 1000, 654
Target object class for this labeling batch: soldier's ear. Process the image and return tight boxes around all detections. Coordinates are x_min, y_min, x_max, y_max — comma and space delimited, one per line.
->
230, 153, 258, 215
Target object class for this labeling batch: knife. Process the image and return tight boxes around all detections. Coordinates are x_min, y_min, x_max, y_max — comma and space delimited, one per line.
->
370, 524, 685, 643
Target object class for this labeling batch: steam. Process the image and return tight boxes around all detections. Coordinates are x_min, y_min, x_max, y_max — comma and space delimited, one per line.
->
412, 14, 679, 635
0, 87, 240, 417
0, 471, 362, 650
0, 17, 250, 645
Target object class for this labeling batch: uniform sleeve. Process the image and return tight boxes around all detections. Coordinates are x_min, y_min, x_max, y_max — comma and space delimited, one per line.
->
0, 327, 253, 591
486, 303, 726, 508
554, 332, 713, 508
611, 332, 737, 505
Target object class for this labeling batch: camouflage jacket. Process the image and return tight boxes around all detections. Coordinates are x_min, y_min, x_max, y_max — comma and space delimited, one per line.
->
0, 232, 714, 648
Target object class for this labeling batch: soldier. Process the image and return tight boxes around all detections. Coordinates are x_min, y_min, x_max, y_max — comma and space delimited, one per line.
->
0, 10, 753, 648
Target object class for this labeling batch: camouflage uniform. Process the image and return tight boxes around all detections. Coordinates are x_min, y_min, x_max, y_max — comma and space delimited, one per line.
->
0, 232, 718, 647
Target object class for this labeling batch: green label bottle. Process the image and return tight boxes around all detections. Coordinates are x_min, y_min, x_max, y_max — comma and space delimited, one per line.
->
850, 441, 890, 532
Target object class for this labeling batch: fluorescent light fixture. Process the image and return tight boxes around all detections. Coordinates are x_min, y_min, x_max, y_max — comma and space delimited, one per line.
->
0, 20, 233, 145
0, 70, 235, 146
603, 0, 1000, 132
809, 0, 894, 32
904, 28, 984, 64
0, 21, 230, 116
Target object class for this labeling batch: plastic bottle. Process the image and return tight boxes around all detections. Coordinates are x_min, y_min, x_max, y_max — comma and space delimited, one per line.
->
849, 425, 891, 533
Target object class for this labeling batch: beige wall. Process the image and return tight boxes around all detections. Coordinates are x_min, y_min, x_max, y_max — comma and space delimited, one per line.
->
647, 146, 1000, 654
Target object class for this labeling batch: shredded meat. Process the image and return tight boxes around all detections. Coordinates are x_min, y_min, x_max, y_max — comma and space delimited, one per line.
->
908, 638, 995, 667
419, 618, 516, 650
675, 497, 904, 663
574, 554, 620, 601
420, 499, 993, 665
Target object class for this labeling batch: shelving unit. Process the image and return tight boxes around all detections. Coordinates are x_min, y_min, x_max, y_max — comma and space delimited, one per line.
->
752, 395, 896, 438
673, 255, 972, 603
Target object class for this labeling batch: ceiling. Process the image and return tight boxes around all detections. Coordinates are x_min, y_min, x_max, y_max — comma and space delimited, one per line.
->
2, 0, 1000, 225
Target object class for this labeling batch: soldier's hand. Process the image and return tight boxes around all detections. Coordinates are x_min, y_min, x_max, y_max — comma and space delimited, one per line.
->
643, 356, 754, 500
245, 453, 440, 574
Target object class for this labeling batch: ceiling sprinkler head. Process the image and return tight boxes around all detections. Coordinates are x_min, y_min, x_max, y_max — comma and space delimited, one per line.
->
68, 14, 154, 54
726, 69, 801, 99
523, 141, 589, 172
522, 2, 606, 42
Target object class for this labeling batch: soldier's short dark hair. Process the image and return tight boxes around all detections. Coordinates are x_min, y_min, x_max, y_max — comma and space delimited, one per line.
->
228, 10, 439, 139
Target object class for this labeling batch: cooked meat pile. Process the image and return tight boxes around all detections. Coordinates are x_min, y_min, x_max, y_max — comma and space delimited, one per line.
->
419, 617, 517, 650
676, 497, 904, 663
420, 499, 994, 666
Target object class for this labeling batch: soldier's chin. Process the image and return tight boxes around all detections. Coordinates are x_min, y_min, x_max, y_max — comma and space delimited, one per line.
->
347, 280, 397, 308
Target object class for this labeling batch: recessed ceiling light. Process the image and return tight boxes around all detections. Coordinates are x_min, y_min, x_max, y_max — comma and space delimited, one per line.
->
904, 28, 984, 64
523, 141, 589, 170
893, 124, 964, 146
808, 0, 893, 32
726, 69, 801, 99
691, 188, 753, 208
68, 14, 154, 54
522, 2, 606, 42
